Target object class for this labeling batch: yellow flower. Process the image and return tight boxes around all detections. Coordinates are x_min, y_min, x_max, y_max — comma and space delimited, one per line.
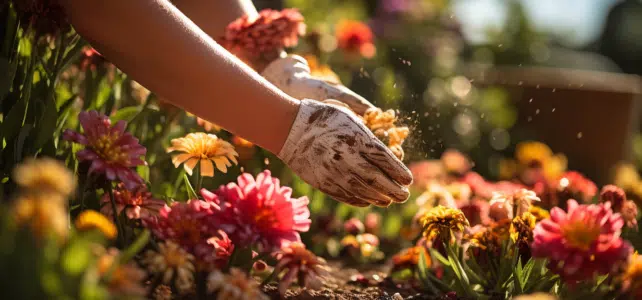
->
418, 206, 469, 242
13, 193, 68, 240
622, 253, 642, 298
528, 205, 550, 222
510, 212, 536, 244
513, 293, 558, 300
13, 158, 76, 197
167, 133, 238, 177
303, 55, 341, 84
515, 141, 553, 167
499, 158, 518, 180
75, 210, 118, 239
615, 163, 641, 191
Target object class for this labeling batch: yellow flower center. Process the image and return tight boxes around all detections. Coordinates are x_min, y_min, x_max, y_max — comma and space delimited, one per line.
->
91, 134, 129, 165
562, 220, 600, 251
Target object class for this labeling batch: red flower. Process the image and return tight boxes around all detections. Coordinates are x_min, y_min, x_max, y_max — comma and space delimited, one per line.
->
201, 170, 311, 250
63, 111, 146, 190
144, 200, 226, 270
221, 9, 305, 61
531, 200, 632, 282
100, 183, 165, 219
459, 199, 490, 226
335, 20, 376, 58
552, 171, 598, 208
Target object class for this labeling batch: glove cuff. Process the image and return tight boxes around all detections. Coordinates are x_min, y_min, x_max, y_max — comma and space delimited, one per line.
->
277, 99, 319, 162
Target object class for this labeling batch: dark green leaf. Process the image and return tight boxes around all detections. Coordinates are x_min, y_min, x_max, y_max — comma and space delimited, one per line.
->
33, 101, 58, 150
1, 96, 26, 141
110, 106, 141, 124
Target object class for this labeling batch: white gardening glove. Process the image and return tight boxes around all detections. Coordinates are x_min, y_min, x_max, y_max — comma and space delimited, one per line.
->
278, 99, 413, 207
261, 55, 375, 115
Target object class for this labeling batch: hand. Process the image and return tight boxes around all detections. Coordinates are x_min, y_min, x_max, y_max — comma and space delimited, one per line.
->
278, 99, 413, 207
261, 55, 375, 115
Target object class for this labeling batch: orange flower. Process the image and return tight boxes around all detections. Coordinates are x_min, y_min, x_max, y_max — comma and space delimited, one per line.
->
303, 55, 341, 84
167, 133, 238, 177
335, 20, 376, 58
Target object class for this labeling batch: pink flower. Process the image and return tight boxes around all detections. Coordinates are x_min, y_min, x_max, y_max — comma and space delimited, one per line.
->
201, 170, 311, 250
459, 199, 490, 226
462, 172, 525, 199
273, 242, 329, 295
100, 183, 165, 219
344, 218, 365, 235
408, 160, 445, 188
531, 199, 632, 282
600, 185, 628, 212
63, 110, 146, 190
144, 200, 226, 271
554, 171, 598, 207
203, 230, 235, 270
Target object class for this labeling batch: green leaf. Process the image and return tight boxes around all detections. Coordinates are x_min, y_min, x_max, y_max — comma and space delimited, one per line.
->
1, 96, 26, 141
417, 250, 438, 294
183, 173, 198, 200
0, 56, 17, 99
110, 106, 141, 124
119, 230, 150, 264
33, 100, 58, 150
61, 239, 92, 275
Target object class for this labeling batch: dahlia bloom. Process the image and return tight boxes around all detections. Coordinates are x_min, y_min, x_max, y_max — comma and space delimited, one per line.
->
100, 183, 165, 219
75, 210, 118, 239
201, 170, 311, 250
63, 110, 146, 190
207, 268, 268, 300
144, 200, 225, 270
167, 132, 238, 177
531, 200, 632, 282
143, 241, 196, 295
335, 20, 376, 58
221, 9, 305, 63
273, 242, 329, 295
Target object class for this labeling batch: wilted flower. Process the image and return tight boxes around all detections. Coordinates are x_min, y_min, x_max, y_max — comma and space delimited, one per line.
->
416, 182, 457, 208
531, 200, 632, 282
273, 242, 329, 295
75, 210, 118, 239
458, 199, 490, 226
202, 170, 311, 250
144, 200, 223, 270
418, 206, 469, 243
96, 248, 147, 297
510, 212, 537, 260
621, 200, 639, 230
12, 193, 68, 240
63, 110, 146, 190
101, 183, 165, 219
143, 241, 195, 295
153, 285, 173, 300
335, 20, 376, 58
221, 8, 305, 65
489, 189, 540, 220
13, 158, 76, 197
468, 219, 511, 254
207, 268, 268, 300
167, 132, 238, 177
344, 218, 365, 235
621, 253, 642, 299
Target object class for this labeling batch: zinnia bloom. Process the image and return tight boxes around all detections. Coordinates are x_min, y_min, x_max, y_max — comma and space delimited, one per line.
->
12, 193, 68, 240
143, 241, 196, 295
552, 171, 598, 208
13, 158, 76, 197
391, 245, 430, 272
207, 268, 268, 300
201, 170, 311, 250
144, 200, 224, 270
167, 132, 238, 177
335, 20, 376, 58
531, 200, 632, 282
221, 8, 305, 63
273, 242, 329, 295
63, 110, 146, 190
75, 210, 118, 239
100, 183, 166, 219
418, 206, 469, 243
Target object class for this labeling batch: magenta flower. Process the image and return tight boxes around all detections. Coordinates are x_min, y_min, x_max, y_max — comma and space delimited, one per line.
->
201, 170, 311, 250
63, 110, 146, 190
144, 200, 226, 271
531, 199, 632, 282
100, 183, 165, 219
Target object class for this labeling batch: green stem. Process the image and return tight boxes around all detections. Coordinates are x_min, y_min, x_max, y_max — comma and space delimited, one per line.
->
260, 269, 278, 287
106, 183, 126, 247
225, 245, 239, 272
196, 165, 204, 193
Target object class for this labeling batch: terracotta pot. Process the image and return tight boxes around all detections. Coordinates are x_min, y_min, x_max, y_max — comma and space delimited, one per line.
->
469, 66, 642, 185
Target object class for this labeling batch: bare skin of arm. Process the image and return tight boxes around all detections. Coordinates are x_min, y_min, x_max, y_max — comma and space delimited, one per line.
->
171, 0, 258, 39
59, 0, 298, 153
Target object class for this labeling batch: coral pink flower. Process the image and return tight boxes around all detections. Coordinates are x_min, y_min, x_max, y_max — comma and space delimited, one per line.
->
144, 200, 226, 271
63, 110, 146, 190
201, 170, 311, 250
222, 9, 305, 62
336, 20, 376, 58
531, 199, 632, 282
408, 160, 445, 189
100, 183, 165, 219
273, 242, 329, 295
462, 172, 525, 199
554, 171, 598, 206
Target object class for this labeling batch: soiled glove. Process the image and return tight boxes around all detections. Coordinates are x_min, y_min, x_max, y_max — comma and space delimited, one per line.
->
278, 99, 413, 207
261, 55, 375, 115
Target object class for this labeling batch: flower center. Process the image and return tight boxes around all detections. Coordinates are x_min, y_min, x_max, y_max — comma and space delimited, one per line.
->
164, 249, 187, 268
91, 134, 129, 165
253, 208, 277, 228
174, 219, 204, 248
562, 220, 600, 251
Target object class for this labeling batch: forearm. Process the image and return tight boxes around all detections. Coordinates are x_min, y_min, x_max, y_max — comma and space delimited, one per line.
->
60, 0, 298, 153
171, 0, 258, 39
